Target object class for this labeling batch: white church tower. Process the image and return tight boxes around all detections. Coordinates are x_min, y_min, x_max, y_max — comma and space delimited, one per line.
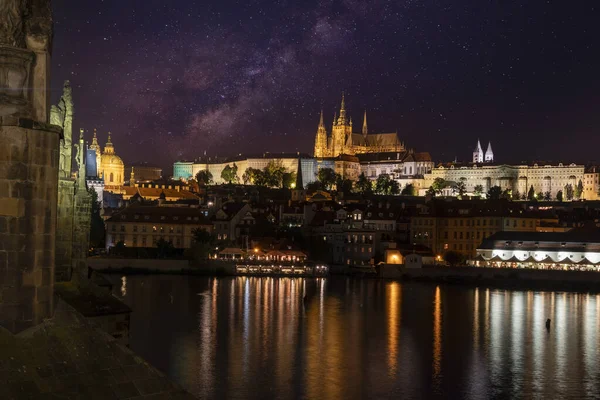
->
485, 142, 494, 163
473, 140, 484, 163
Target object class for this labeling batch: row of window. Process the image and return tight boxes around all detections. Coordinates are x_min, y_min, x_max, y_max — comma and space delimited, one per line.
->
111, 224, 184, 234
109, 235, 182, 247
118, 214, 204, 221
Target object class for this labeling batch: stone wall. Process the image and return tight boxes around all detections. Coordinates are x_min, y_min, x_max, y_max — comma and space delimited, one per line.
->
0, 119, 61, 334
55, 179, 75, 282
72, 188, 92, 282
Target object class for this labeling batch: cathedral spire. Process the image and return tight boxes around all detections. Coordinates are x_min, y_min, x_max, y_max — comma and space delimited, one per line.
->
485, 141, 494, 162
362, 110, 368, 136
338, 92, 347, 125
319, 109, 324, 128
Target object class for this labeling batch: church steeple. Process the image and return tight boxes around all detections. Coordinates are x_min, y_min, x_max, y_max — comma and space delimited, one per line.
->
314, 110, 328, 158
473, 139, 484, 163
104, 132, 115, 154
337, 92, 347, 125
362, 110, 368, 136
485, 141, 494, 162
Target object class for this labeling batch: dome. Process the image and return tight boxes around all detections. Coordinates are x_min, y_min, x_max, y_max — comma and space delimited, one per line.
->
101, 153, 124, 167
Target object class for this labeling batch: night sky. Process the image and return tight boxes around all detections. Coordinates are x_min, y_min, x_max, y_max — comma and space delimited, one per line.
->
51, 1, 600, 171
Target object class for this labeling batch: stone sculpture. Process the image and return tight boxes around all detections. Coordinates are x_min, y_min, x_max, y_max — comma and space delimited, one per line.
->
0, 0, 52, 120
51, 81, 74, 178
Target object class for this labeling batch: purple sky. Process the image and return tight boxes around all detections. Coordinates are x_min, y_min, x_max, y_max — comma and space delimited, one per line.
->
51, 0, 600, 171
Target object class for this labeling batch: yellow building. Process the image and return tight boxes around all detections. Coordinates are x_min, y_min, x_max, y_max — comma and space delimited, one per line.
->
411, 200, 558, 259
105, 204, 212, 250
100, 132, 124, 190
314, 94, 404, 158
88, 130, 125, 190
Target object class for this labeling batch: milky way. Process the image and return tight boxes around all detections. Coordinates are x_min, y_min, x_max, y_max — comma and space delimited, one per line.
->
51, 0, 600, 170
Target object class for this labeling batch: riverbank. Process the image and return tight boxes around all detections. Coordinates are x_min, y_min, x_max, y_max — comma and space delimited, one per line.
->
89, 257, 600, 293
380, 264, 600, 293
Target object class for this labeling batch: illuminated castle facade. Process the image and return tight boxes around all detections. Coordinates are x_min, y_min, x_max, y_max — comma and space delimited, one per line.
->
314, 94, 405, 158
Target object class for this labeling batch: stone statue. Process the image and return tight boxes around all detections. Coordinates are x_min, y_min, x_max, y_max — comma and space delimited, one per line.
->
52, 81, 74, 178
0, 0, 53, 120
0, 0, 27, 48
25, 0, 53, 44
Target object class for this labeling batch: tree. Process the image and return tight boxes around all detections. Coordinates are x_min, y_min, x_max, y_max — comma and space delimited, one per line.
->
191, 228, 215, 260
426, 186, 437, 197
431, 178, 446, 195
221, 165, 236, 184
355, 172, 373, 195
335, 174, 353, 194
455, 178, 467, 198
242, 168, 253, 185
527, 185, 535, 201
112, 241, 126, 256
389, 180, 400, 195
375, 174, 391, 195
576, 179, 584, 199
282, 172, 297, 189
512, 190, 521, 201
88, 188, 105, 249
401, 183, 415, 196
487, 185, 502, 200
196, 170, 213, 186
264, 160, 286, 187
565, 184, 574, 200
556, 190, 563, 202
544, 191, 552, 201
536, 192, 543, 201
156, 238, 175, 258
444, 250, 465, 266
374, 174, 399, 195
501, 189, 512, 200
306, 181, 323, 193
474, 184, 484, 197
317, 168, 337, 190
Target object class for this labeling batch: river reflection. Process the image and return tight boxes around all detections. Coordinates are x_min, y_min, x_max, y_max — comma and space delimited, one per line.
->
113, 275, 600, 399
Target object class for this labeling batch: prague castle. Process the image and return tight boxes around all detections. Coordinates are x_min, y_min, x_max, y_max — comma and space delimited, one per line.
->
314, 94, 404, 158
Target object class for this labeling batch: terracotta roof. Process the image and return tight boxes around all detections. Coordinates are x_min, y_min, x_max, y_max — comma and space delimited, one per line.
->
219, 247, 245, 255
120, 186, 199, 200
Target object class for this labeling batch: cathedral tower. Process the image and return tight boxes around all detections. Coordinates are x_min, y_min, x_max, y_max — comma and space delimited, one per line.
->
473, 140, 484, 163
362, 110, 368, 136
313, 110, 328, 158
485, 142, 494, 162
331, 93, 352, 156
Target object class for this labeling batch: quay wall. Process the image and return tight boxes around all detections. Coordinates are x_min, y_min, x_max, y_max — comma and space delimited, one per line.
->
380, 265, 600, 291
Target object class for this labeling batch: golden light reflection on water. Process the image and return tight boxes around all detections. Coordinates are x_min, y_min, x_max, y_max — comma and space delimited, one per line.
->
473, 288, 479, 351
387, 282, 401, 375
116, 276, 600, 399
433, 286, 442, 380
306, 282, 344, 400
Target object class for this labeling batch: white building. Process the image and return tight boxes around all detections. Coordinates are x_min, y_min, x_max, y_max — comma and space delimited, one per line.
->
422, 162, 592, 199
472, 229, 600, 271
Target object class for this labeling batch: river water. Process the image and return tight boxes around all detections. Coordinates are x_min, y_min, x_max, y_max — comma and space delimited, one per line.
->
112, 275, 600, 399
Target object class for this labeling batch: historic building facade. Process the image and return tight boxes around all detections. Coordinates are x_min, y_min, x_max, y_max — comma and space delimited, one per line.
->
88, 131, 125, 191
313, 94, 404, 158
422, 162, 590, 199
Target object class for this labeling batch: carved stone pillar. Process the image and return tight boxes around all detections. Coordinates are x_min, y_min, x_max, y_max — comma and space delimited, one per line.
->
0, 46, 35, 118
26, 35, 51, 123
